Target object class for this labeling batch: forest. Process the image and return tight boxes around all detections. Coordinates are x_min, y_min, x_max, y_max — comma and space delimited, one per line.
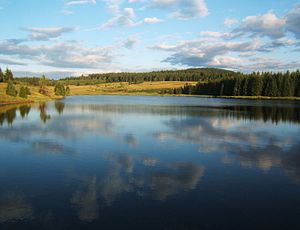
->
61, 68, 236, 85
180, 70, 300, 97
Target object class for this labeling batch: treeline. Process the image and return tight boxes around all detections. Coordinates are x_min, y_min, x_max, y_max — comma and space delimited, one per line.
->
61, 68, 235, 85
0, 68, 13, 82
181, 71, 300, 97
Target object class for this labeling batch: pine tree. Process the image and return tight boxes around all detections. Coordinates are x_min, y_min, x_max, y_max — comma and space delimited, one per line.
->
242, 78, 248, 96
6, 81, 17, 97
220, 83, 224, 96
19, 86, 28, 98
39, 75, 47, 95
233, 77, 241, 96
250, 77, 263, 96
4, 69, 13, 82
295, 76, 300, 97
0, 68, 4, 82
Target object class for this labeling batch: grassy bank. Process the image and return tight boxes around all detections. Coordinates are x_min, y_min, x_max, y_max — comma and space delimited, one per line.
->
1, 81, 300, 105
68, 81, 197, 96
0, 83, 63, 104
0, 81, 196, 105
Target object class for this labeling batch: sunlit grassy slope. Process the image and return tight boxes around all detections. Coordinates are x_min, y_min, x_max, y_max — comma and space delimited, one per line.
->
0, 83, 62, 104
68, 81, 197, 96
1, 81, 196, 104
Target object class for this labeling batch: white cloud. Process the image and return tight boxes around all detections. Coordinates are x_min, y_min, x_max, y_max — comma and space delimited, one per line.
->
23, 27, 76, 41
0, 57, 27, 66
0, 40, 117, 69
233, 12, 286, 39
150, 35, 300, 71
223, 18, 238, 27
101, 7, 163, 28
150, 4, 300, 71
13, 70, 79, 78
102, 0, 123, 13
143, 17, 164, 24
65, 0, 96, 6
123, 36, 138, 49
231, 5, 300, 41
101, 7, 136, 28
265, 37, 296, 49
150, 0, 208, 19
200, 31, 231, 39
285, 4, 300, 39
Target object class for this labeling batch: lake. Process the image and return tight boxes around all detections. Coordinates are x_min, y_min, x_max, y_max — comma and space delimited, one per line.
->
0, 95, 300, 230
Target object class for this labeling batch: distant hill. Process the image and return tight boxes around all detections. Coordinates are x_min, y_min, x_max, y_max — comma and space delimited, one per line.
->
60, 68, 237, 85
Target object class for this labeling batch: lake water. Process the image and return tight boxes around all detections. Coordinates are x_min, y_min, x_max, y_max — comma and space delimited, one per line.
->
0, 95, 300, 230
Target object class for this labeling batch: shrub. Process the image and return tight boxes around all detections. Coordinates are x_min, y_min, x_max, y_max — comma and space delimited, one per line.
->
54, 82, 66, 96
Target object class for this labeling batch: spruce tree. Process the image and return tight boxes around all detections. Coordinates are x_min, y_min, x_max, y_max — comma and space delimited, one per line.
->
6, 81, 17, 97
4, 69, 13, 82
19, 86, 28, 98
39, 75, 47, 95
0, 68, 4, 82
250, 77, 263, 96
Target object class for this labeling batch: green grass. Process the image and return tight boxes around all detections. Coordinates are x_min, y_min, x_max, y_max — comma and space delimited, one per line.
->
68, 81, 197, 96
0, 83, 63, 104
2, 81, 299, 105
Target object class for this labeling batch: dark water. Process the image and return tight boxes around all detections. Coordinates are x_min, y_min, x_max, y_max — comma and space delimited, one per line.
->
0, 96, 300, 230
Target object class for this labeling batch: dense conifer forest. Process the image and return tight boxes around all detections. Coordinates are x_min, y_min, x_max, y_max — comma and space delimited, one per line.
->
180, 70, 300, 97
61, 68, 236, 85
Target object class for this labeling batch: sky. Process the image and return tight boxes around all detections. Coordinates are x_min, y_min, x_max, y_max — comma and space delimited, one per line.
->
0, 0, 300, 78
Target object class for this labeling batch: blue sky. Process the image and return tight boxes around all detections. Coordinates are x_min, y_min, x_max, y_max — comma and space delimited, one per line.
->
0, 0, 300, 77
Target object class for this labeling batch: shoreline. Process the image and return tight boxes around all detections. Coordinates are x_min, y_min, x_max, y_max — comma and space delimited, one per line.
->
1, 93, 300, 106
0, 100, 34, 106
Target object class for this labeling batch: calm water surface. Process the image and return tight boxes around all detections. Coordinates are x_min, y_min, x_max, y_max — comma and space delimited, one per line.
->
0, 96, 300, 230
